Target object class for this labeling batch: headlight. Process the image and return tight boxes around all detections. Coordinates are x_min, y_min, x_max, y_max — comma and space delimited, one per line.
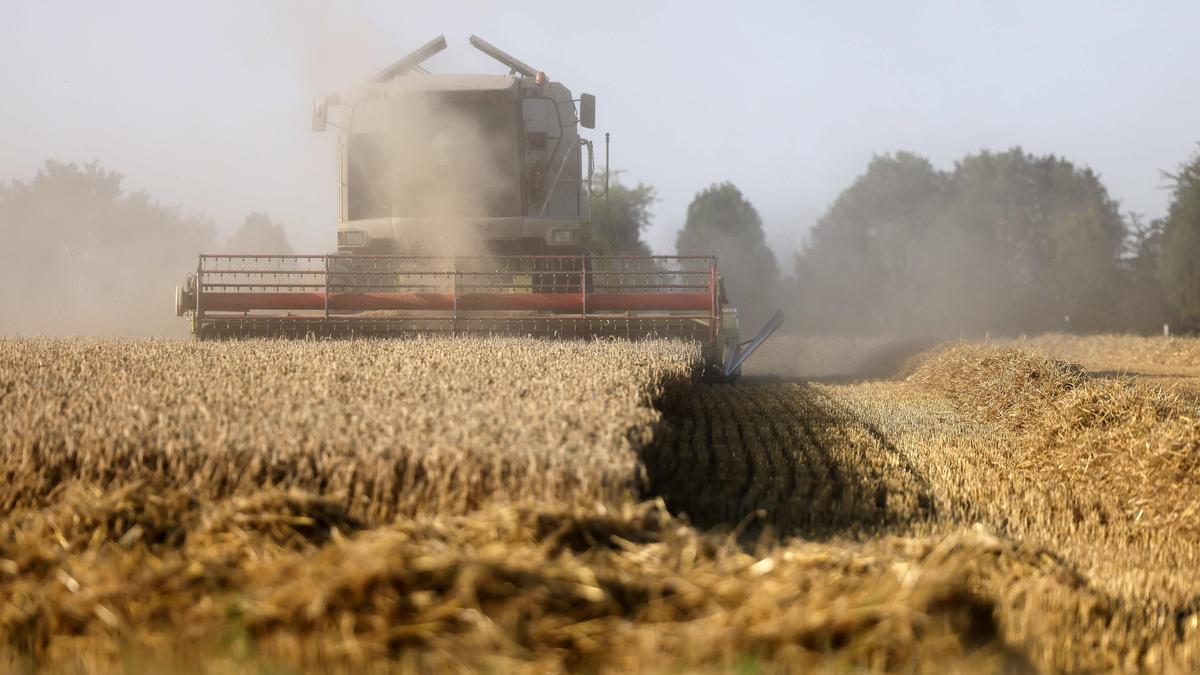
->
551, 229, 575, 244
338, 230, 367, 247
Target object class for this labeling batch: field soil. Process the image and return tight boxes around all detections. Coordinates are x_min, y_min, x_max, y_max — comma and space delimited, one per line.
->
1, 335, 1199, 673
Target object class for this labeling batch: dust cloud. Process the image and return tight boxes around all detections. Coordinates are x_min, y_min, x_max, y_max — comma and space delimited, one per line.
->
1, 11, 1159, 348
0, 65, 521, 338
0, 161, 214, 338
339, 82, 520, 256
0, 8, 413, 338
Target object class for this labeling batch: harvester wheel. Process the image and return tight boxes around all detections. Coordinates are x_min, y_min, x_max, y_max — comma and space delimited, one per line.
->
700, 345, 742, 383
703, 364, 742, 384
174, 274, 196, 317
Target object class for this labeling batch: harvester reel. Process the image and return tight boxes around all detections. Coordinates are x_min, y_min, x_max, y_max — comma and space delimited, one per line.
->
179, 255, 783, 376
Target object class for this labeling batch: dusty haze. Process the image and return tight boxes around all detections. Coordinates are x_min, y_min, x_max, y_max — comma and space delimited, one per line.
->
2, 2, 1198, 337
342, 88, 519, 255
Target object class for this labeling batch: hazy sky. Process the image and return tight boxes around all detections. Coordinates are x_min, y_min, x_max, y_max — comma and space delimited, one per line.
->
3, 1, 1198, 266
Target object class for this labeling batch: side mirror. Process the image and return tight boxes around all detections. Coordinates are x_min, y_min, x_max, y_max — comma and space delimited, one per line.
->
312, 96, 329, 132
578, 93, 595, 129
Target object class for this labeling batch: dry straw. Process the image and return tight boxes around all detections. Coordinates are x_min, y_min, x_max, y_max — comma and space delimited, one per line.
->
2, 483, 1016, 674
910, 342, 1200, 535
3, 336, 1200, 673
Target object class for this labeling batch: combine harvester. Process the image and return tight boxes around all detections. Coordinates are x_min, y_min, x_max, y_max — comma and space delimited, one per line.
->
175, 35, 782, 379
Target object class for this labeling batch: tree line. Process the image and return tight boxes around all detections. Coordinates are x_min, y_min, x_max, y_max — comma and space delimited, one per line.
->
4, 148, 1198, 337
603, 146, 1200, 336
0, 161, 291, 336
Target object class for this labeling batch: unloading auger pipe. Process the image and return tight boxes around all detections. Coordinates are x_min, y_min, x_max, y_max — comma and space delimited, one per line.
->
469, 35, 537, 77
725, 310, 785, 377
372, 35, 448, 81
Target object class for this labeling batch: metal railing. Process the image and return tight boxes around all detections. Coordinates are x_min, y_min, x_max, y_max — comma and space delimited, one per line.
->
191, 254, 720, 342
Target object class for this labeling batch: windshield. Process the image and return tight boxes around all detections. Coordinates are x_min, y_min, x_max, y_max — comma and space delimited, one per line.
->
347, 93, 521, 220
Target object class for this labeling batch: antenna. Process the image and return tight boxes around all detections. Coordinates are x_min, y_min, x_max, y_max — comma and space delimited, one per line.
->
469, 35, 537, 77
372, 35, 447, 82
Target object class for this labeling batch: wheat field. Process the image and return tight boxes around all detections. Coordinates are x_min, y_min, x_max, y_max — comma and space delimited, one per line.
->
0, 338, 696, 520
1, 334, 1199, 673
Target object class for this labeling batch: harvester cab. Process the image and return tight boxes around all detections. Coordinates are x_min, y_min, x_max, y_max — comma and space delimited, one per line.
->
313, 34, 598, 257
176, 34, 783, 380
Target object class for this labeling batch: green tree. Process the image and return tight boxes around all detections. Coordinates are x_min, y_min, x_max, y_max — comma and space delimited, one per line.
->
794, 152, 946, 332
591, 171, 654, 256
0, 160, 215, 336
1160, 149, 1200, 327
793, 148, 1126, 335
677, 182, 778, 325
224, 212, 292, 254
944, 148, 1124, 332
1116, 213, 1172, 333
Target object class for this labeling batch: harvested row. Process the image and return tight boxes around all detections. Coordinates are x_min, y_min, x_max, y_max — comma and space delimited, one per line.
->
644, 341, 1200, 672
0, 338, 697, 521
1029, 332, 1200, 377
1027, 333, 1200, 404
823, 375, 1200, 672
909, 343, 1200, 543
643, 383, 934, 538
